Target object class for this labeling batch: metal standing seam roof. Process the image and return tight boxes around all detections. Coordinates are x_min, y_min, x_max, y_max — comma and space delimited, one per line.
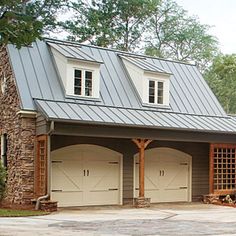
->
47, 41, 103, 64
35, 99, 236, 134
6, 38, 232, 133
119, 55, 171, 74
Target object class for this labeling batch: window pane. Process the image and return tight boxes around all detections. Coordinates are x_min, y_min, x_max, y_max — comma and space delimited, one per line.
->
85, 71, 92, 79
74, 87, 81, 95
74, 69, 82, 95
85, 71, 93, 96
149, 96, 155, 103
74, 69, 81, 78
149, 80, 155, 103
157, 81, 164, 104
74, 78, 81, 86
158, 96, 163, 104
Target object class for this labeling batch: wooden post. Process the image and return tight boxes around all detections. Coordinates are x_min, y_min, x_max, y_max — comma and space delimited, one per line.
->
132, 139, 152, 198
209, 144, 214, 194
35, 135, 48, 197
139, 141, 145, 197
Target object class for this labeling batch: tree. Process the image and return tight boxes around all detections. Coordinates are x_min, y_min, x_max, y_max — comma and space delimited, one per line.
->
62, 0, 159, 51
144, 0, 219, 72
204, 54, 236, 114
0, 0, 68, 48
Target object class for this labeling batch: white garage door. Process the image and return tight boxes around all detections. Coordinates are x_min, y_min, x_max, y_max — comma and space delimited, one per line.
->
51, 145, 122, 207
134, 147, 192, 203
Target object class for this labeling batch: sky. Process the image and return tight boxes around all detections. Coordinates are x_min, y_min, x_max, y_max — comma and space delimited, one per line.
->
175, 0, 236, 54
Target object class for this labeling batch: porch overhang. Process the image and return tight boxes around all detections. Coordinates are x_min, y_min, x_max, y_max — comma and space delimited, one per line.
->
34, 99, 236, 143
37, 122, 236, 144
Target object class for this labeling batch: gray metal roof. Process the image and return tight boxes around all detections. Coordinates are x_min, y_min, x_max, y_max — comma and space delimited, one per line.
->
6, 38, 231, 133
119, 55, 171, 74
35, 99, 236, 133
47, 41, 103, 64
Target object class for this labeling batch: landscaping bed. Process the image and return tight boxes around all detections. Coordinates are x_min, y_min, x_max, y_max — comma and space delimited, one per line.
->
0, 208, 49, 217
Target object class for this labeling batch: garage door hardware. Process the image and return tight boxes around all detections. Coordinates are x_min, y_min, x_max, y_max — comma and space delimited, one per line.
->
180, 163, 188, 165
159, 170, 165, 176
108, 162, 119, 164
108, 188, 118, 191
83, 170, 90, 176
52, 161, 62, 163
52, 190, 62, 192
179, 187, 187, 189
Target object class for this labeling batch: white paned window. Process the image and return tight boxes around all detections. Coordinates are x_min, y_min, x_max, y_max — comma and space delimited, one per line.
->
148, 80, 164, 105
74, 69, 93, 97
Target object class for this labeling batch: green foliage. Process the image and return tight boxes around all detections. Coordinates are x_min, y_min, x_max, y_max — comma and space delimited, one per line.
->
62, 0, 159, 51
204, 54, 236, 114
62, 0, 219, 72
0, 163, 6, 201
0, 0, 68, 48
144, 0, 219, 72
0, 209, 48, 217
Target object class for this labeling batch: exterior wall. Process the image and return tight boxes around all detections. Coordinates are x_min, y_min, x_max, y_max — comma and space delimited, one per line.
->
51, 135, 209, 203
0, 46, 36, 205
36, 113, 49, 135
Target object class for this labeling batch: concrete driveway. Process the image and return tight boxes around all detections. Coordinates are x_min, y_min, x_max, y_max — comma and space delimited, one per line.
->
1, 203, 236, 236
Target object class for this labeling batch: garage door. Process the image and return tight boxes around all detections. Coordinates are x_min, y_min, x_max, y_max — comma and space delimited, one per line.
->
51, 145, 122, 207
134, 147, 191, 202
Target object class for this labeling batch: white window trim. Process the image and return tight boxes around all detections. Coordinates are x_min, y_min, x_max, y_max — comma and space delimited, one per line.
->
147, 78, 168, 105
74, 68, 94, 97
148, 79, 165, 105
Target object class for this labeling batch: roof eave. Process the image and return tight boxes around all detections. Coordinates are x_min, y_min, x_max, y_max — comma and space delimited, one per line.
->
43, 116, 236, 135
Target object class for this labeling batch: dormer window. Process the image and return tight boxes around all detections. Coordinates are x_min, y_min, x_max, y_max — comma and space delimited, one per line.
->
48, 41, 103, 99
148, 80, 164, 104
74, 69, 93, 97
120, 55, 171, 107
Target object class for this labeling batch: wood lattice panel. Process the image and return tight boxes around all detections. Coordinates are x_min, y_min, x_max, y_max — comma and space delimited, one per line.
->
35, 135, 47, 196
210, 144, 236, 195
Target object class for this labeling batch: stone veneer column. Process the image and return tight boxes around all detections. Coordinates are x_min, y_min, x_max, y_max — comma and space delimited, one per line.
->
0, 46, 36, 205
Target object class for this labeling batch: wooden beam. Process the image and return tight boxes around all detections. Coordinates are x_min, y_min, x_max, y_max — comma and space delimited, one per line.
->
132, 139, 152, 198
139, 140, 145, 198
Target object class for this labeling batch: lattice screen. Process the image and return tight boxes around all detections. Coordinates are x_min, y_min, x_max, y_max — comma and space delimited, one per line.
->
210, 144, 236, 195
35, 135, 47, 196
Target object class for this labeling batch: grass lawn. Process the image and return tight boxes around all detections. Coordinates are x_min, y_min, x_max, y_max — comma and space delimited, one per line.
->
0, 208, 49, 217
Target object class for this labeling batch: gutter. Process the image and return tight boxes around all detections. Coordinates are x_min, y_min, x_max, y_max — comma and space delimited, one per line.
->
35, 121, 54, 210
17, 110, 37, 118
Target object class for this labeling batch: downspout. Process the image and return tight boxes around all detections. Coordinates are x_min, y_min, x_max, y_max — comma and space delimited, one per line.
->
35, 121, 54, 210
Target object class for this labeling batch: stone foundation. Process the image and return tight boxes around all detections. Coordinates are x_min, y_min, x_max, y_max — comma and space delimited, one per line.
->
134, 197, 151, 208
40, 201, 58, 212
0, 46, 36, 205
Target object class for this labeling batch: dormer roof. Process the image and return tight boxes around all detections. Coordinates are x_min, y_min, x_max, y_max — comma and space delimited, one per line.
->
119, 54, 171, 75
47, 41, 103, 64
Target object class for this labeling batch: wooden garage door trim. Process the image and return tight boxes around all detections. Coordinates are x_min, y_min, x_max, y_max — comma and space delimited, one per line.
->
133, 147, 192, 202
50, 144, 123, 206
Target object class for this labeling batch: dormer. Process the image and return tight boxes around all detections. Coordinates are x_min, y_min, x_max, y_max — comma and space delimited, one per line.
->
48, 42, 103, 99
120, 55, 171, 107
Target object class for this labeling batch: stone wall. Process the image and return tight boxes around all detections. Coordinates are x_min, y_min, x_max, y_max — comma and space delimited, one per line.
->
0, 45, 36, 205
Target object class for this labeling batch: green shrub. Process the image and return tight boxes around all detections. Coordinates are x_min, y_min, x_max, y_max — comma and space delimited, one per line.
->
0, 164, 6, 201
